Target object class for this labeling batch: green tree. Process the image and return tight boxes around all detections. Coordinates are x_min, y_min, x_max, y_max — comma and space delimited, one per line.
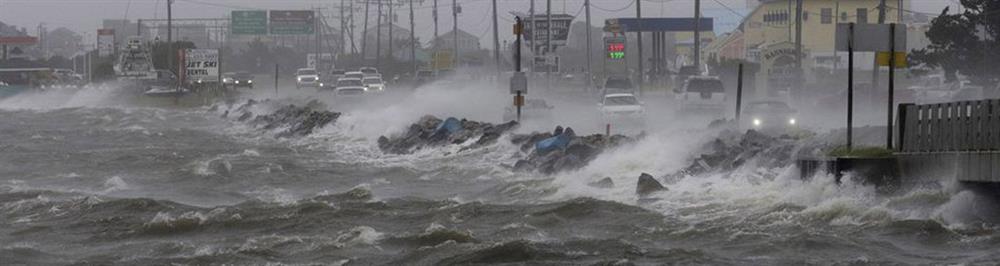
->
911, 1, 1000, 86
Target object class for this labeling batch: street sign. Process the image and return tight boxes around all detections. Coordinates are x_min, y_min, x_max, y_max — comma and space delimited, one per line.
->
876, 51, 907, 67
231, 10, 267, 35
97, 29, 115, 57
184, 49, 220, 82
510, 72, 527, 94
835, 23, 906, 52
270, 10, 315, 35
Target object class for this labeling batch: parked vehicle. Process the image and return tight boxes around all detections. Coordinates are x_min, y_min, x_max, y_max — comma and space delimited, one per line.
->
598, 93, 644, 117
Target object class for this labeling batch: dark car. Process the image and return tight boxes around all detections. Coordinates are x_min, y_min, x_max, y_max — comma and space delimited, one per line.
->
742, 100, 798, 131
223, 72, 254, 89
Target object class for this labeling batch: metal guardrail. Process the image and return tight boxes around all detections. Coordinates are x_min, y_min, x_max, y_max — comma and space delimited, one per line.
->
897, 99, 1000, 152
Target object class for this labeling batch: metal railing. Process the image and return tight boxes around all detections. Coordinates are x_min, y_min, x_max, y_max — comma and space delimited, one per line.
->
897, 99, 1000, 153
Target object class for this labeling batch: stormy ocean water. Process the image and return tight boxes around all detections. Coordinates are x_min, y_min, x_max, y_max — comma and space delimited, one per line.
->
2, 83, 1000, 265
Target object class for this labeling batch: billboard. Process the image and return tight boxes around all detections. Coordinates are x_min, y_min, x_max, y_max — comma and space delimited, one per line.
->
270, 10, 315, 35
183, 49, 220, 82
520, 14, 574, 52
231, 10, 268, 35
97, 29, 115, 57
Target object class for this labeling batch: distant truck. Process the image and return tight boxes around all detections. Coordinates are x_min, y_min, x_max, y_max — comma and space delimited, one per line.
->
676, 76, 726, 114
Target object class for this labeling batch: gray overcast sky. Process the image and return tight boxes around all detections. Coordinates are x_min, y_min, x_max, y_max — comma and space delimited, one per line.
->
0, 0, 955, 46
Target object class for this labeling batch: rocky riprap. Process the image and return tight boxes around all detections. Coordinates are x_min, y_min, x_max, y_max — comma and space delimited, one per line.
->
509, 126, 638, 175
377, 116, 519, 154
215, 99, 340, 138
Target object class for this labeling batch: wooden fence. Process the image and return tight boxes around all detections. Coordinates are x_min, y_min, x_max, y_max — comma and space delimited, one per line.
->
897, 99, 1000, 152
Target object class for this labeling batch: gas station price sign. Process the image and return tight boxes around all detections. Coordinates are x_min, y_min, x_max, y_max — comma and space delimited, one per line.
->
605, 37, 626, 59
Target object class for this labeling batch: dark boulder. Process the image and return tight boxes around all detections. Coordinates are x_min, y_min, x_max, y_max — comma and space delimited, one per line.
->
588, 177, 615, 188
636, 173, 667, 196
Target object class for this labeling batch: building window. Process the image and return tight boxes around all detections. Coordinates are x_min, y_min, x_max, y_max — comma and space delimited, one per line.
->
841, 12, 848, 22
857, 8, 868, 24
821, 8, 833, 24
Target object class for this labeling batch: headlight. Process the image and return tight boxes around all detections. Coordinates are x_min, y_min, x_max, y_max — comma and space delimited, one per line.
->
753, 119, 761, 126
297, 77, 303, 81
248, 80, 253, 83
235, 81, 240, 84
363, 87, 369, 91
319, 83, 324, 87
788, 118, 796, 125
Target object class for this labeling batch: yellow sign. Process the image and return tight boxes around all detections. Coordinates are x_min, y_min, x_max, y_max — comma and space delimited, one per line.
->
432, 51, 453, 70
876, 52, 907, 68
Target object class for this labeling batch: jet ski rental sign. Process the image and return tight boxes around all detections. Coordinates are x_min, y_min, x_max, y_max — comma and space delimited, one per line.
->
183, 49, 220, 82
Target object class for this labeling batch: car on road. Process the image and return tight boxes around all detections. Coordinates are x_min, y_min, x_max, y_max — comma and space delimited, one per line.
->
742, 100, 798, 131
295, 68, 320, 88
362, 76, 386, 92
359, 67, 379, 76
344, 71, 364, 80
598, 93, 644, 117
677, 76, 726, 114
602, 76, 635, 94
223, 72, 254, 89
334, 77, 367, 96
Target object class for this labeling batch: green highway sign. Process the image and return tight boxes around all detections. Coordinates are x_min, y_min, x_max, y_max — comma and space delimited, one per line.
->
270, 10, 315, 35
231, 10, 267, 35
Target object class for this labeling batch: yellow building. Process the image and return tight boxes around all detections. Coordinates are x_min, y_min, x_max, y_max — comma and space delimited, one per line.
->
717, 0, 907, 96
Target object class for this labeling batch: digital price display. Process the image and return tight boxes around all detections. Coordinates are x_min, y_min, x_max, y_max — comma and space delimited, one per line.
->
607, 42, 625, 59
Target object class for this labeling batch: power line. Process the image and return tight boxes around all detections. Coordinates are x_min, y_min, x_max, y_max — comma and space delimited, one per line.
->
591, 0, 634, 12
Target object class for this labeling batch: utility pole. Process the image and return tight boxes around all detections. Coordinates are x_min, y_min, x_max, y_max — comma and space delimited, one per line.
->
492, 0, 500, 74
167, 1, 174, 74
585, 0, 592, 90
692, 0, 699, 70
872, 0, 887, 102
376, 0, 383, 67
410, 0, 417, 76
316, 7, 321, 69
433, 0, 438, 58
529, 0, 535, 74
546, 0, 551, 89
453, 0, 459, 69
363, 0, 370, 61
795, 0, 803, 96
341, 0, 347, 55
637, 0, 644, 89
389, 0, 394, 65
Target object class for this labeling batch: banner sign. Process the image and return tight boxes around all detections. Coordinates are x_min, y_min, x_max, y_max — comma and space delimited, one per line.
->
184, 49, 220, 82
97, 29, 115, 57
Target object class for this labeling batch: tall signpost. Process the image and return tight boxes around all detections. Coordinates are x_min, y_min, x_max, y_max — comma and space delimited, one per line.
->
836, 23, 906, 150
511, 18, 527, 122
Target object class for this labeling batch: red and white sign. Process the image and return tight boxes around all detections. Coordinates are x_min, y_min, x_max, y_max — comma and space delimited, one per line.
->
0, 36, 39, 45
97, 29, 115, 57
